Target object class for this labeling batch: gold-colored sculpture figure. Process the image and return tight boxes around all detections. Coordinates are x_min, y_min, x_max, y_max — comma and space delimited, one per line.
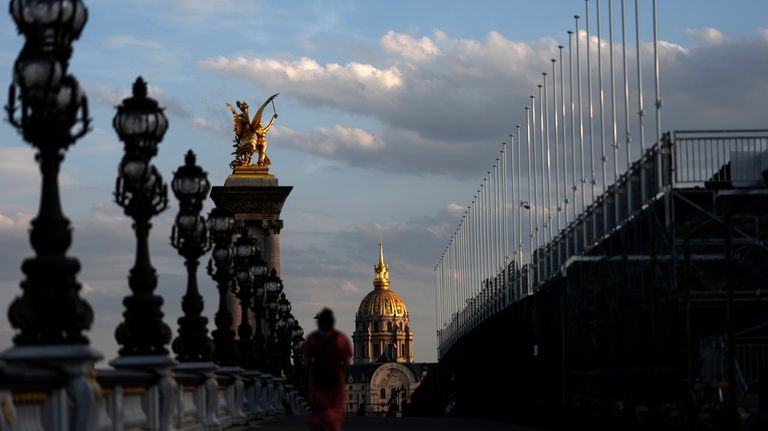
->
226, 93, 279, 169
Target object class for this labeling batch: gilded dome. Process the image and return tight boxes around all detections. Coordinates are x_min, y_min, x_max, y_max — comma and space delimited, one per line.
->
357, 288, 408, 318
356, 241, 408, 318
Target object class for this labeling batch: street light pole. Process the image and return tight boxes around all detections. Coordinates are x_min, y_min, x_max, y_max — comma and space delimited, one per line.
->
113, 77, 172, 357
207, 207, 239, 366
5, 0, 93, 348
170, 150, 213, 363
233, 229, 268, 370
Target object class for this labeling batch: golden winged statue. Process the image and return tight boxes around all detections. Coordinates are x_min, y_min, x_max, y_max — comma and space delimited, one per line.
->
226, 93, 279, 169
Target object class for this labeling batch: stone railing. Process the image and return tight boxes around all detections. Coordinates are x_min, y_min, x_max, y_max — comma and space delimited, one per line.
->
0, 363, 309, 431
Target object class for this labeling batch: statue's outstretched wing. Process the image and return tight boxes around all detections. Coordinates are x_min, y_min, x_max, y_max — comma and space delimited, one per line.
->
226, 103, 244, 139
251, 93, 279, 130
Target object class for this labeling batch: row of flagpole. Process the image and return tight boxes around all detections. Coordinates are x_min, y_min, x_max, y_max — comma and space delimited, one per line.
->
436, 0, 663, 355
435, 142, 510, 341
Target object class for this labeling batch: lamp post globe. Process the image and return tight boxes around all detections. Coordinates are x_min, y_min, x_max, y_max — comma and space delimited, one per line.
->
113, 78, 167, 158
10, 0, 88, 54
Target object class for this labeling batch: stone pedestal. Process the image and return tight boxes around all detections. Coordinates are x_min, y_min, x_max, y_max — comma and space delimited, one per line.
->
210, 165, 292, 335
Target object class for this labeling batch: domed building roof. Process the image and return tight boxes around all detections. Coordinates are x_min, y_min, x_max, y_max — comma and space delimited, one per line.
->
357, 242, 408, 318
357, 288, 408, 318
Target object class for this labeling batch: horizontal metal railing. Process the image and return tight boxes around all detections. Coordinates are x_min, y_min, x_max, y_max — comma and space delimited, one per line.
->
438, 130, 768, 357
673, 130, 768, 188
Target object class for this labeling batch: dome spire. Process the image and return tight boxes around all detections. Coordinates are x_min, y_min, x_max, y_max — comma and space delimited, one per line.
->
373, 241, 390, 290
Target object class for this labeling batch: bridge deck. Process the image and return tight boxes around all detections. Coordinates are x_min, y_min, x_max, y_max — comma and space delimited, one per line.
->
242, 415, 537, 430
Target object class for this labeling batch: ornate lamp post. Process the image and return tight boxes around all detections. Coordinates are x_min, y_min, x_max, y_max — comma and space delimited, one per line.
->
262, 269, 283, 374
233, 229, 268, 370
250, 269, 268, 371
4, 2, 101, 427
5, 0, 93, 349
207, 207, 239, 366
290, 322, 306, 391
112, 77, 172, 359
275, 294, 294, 377
170, 150, 213, 363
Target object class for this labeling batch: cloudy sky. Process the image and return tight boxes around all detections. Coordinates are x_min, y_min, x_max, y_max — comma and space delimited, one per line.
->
1, 0, 767, 363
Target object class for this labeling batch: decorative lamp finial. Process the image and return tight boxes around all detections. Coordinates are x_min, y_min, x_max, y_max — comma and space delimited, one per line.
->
132, 77, 148, 98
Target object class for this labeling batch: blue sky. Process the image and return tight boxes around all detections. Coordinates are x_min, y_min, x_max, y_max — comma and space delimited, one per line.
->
1, 0, 767, 362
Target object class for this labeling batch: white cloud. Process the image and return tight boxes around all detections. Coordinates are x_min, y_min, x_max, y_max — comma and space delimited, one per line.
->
341, 280, 360, 294
200, 56, 403, 98
0, 213, 18, 229
200, 28, 768, 179
272, 124, 384, 157
446, 203, 465, 216
81, 282, 95, 294
759, 28, 768, 44
0, 148, 79, 197
686, 27, 725, 45
381, 31, 441, 61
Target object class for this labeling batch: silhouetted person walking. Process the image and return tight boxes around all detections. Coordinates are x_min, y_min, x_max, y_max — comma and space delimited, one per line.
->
302, 308, 352, 431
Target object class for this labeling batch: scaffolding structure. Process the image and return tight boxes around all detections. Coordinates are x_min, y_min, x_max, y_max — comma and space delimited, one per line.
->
434, 130, 768, 425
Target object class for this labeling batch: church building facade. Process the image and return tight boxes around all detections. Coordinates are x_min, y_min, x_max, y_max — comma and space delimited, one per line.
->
344, 243, 431, 415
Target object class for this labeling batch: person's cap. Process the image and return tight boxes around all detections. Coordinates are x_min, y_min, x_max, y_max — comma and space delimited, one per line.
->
314, 308, 334, 320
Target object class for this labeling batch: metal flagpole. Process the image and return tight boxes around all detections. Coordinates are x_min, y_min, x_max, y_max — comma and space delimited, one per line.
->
500, 154, 505, 271
652, 0, 663, 192
509, 135, 516, 266
483, 175, 488, 282
458, 229, 462, 329
436, 263, 440, 338
609, 0, 620, 223
621, 0, 633, 213
509, 136, 516, 266
448, 237, 453, 334
538, 86, 546, 280
493, 162, 499, 273
567, 31, 578, 254
538, 84, 545, 252
515, 126, 522, 299
488, 169, 494, 279
498, 156, 503, 272
440, 250, 445, 331
575, 15, 587, 248
530, 96, 540, 285
558, 46, 567, 229
438, 256, 442, 331
552, 59, 561, 237
502, 145, 508, 272
634, 0, 646, 202
482, 178, 489, 281
486, 173, 493, 278
586, 0, 597, 207
462, 214, 468, 327
525, 106, 534, 294
596, 0, 608, 233
445, 245, 449, 333
543, 74, 553, 275
457, 214, 467, 334
472, 194, 479, 314
503, 143, 510, 270
503, 142, 510, 304
479, 182, 485, 285
493, 164, 498, 275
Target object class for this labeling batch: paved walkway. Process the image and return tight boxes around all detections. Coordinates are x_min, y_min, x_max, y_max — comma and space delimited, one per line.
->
244, 415, 537, 430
